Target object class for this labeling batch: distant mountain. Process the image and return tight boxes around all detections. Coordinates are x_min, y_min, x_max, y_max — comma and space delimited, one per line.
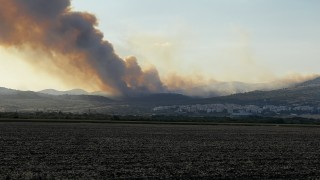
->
195, 81, 272, 96
200, 81, 320, 106
295, 76, 320, 88
38, 89, 113, 98
39, 89, 89, 96
59, 94, 115, 103
0, 87, 19, 95
177, 80, 296, 97
124, 93, 195, 105
0, 87, 116, 113
1, 75, 320, 114
90, 91, 111, 97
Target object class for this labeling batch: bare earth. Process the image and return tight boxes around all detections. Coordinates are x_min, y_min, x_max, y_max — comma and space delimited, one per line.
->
1, 122, 320, 179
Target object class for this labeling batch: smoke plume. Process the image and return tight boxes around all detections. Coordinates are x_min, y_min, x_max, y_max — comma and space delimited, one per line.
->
0, 0, 165, 96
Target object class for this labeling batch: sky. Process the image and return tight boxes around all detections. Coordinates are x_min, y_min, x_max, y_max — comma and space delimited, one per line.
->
0, 0, 319, 92
72, 0, 320, 82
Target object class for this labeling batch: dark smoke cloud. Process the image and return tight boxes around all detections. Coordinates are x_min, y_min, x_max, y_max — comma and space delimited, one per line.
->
0, 0, 165, 96
16, 0, 70, 19
124, 56, 164, 92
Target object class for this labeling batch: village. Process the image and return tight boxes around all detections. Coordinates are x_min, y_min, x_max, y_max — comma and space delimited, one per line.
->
153, 104, 320, 116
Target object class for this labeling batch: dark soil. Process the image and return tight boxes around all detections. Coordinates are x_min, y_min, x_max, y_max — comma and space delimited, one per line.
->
1, 122, 320, 179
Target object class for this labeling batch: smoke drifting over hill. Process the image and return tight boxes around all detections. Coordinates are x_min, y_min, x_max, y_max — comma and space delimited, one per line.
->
0, 0, 318, 97
0, 0, 165, 96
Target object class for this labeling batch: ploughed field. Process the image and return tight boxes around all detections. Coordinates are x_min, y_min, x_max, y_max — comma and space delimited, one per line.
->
1, 122, 320, 179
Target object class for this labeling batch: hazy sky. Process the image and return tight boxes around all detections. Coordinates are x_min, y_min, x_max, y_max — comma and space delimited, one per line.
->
72, 0, 320, 81
0, 0, 319, 91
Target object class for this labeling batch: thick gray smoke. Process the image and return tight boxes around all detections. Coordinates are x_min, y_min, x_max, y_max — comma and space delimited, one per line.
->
0, 0, 165, 96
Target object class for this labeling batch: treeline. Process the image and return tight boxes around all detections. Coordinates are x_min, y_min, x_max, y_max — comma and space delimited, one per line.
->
150, 115, 320, 125
0, 111, 117, 120
1, 112, 320, 125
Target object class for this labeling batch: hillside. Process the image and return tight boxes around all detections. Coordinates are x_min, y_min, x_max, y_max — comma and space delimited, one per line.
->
125, 93, 194, 105
0, 87, 19, 95
2, 76, 320, 115
200, 78, 320, 106
0, 88, 116, 113
38, 89, 89, 96
295, 77, 320, 88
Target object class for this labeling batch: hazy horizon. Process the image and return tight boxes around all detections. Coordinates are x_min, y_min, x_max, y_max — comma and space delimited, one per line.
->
0, 0, 319, 96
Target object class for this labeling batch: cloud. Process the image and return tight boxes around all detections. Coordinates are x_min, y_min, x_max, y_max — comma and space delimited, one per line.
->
0, 0, 165, 96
